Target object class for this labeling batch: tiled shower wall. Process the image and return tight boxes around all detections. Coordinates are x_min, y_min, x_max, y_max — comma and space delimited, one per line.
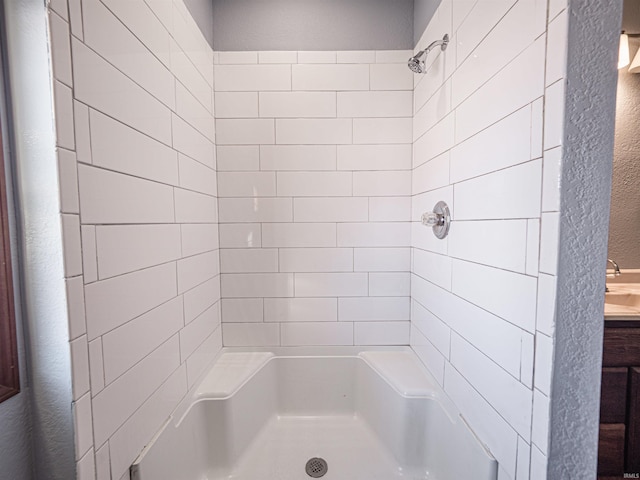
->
44, 0, 569, 477
47, 0, 221, 477
409, 1, 566, 480
215, 51, 415, 347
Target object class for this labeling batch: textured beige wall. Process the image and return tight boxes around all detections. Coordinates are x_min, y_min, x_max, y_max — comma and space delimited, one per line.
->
608, 37, 640, 269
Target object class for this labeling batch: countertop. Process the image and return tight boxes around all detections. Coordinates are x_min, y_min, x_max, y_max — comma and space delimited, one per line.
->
605, 270, 640, 326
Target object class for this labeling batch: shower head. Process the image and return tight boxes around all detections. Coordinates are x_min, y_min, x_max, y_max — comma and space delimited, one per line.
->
408, 50, 426, 74
408, 34, 450, 74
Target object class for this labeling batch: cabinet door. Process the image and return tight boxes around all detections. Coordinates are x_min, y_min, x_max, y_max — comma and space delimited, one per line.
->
628, 367, 640, 473
603, 328, 640, 367
600, 367, 628, 423
598, 424, 626, 476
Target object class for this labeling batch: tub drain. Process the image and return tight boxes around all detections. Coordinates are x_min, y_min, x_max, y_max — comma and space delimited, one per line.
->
305, 457, 328, 478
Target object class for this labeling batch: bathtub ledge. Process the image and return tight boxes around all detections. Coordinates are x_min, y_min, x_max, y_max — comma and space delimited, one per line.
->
194, 351, 275, 400
359, 350, 439, 397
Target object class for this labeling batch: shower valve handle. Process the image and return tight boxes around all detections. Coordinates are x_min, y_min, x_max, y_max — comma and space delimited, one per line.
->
421, 201, 451, 240
421, 211, 443, 227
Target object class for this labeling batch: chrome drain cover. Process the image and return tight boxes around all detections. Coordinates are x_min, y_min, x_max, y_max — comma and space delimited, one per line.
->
305, 457, 328, 478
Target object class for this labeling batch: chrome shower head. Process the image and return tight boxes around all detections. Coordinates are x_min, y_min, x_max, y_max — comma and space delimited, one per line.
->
408, 51, 426, 74
408, 34, 450, 74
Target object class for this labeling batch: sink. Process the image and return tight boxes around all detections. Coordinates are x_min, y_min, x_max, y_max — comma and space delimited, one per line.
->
605, 279, 640, 318
605, 292, 640, 308
606, 271, 640, 284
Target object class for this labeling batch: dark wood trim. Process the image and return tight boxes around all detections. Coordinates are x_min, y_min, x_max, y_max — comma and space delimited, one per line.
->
603, 328, 640, 367
627, 367, 640, 473
598, 423, 626, 476
0, 114, 18, 403
605, 318, 640, 328
600, 368, 628, 424
0, 385, 14, 403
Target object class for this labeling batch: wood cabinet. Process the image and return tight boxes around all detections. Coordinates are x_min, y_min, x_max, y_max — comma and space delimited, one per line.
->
598, 324, 640, 478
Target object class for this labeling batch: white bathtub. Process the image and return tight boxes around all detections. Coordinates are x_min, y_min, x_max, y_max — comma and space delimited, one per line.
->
131, 347, 497, 480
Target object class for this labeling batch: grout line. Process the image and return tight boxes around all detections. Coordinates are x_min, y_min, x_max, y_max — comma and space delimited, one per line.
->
411, 270, 535, 364
82, 102, 213, 169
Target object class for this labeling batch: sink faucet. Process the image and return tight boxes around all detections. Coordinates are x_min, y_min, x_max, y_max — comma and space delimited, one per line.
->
607, 258, 621, 276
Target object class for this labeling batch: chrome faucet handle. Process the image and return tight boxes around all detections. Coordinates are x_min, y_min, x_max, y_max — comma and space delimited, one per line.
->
421, 211, 443, 227
607, 258, 621, 276
421, 201, 451, 239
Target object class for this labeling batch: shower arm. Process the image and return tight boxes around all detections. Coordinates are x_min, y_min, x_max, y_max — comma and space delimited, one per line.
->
422, 34, 450, 56
408, 34, 450, 74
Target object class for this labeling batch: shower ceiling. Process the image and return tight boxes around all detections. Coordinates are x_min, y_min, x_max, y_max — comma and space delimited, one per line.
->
181, 0, 442, 51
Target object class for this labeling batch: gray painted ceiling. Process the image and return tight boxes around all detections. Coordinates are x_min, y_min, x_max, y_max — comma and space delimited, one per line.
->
183, 0, 442, 51
211, 0, 415, 51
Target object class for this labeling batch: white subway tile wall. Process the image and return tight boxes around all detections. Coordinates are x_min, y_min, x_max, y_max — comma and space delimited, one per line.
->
48, 0, 221, 478
47, 0, 565, 478
217, 52, 413, 347
410, 1, 562, 480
